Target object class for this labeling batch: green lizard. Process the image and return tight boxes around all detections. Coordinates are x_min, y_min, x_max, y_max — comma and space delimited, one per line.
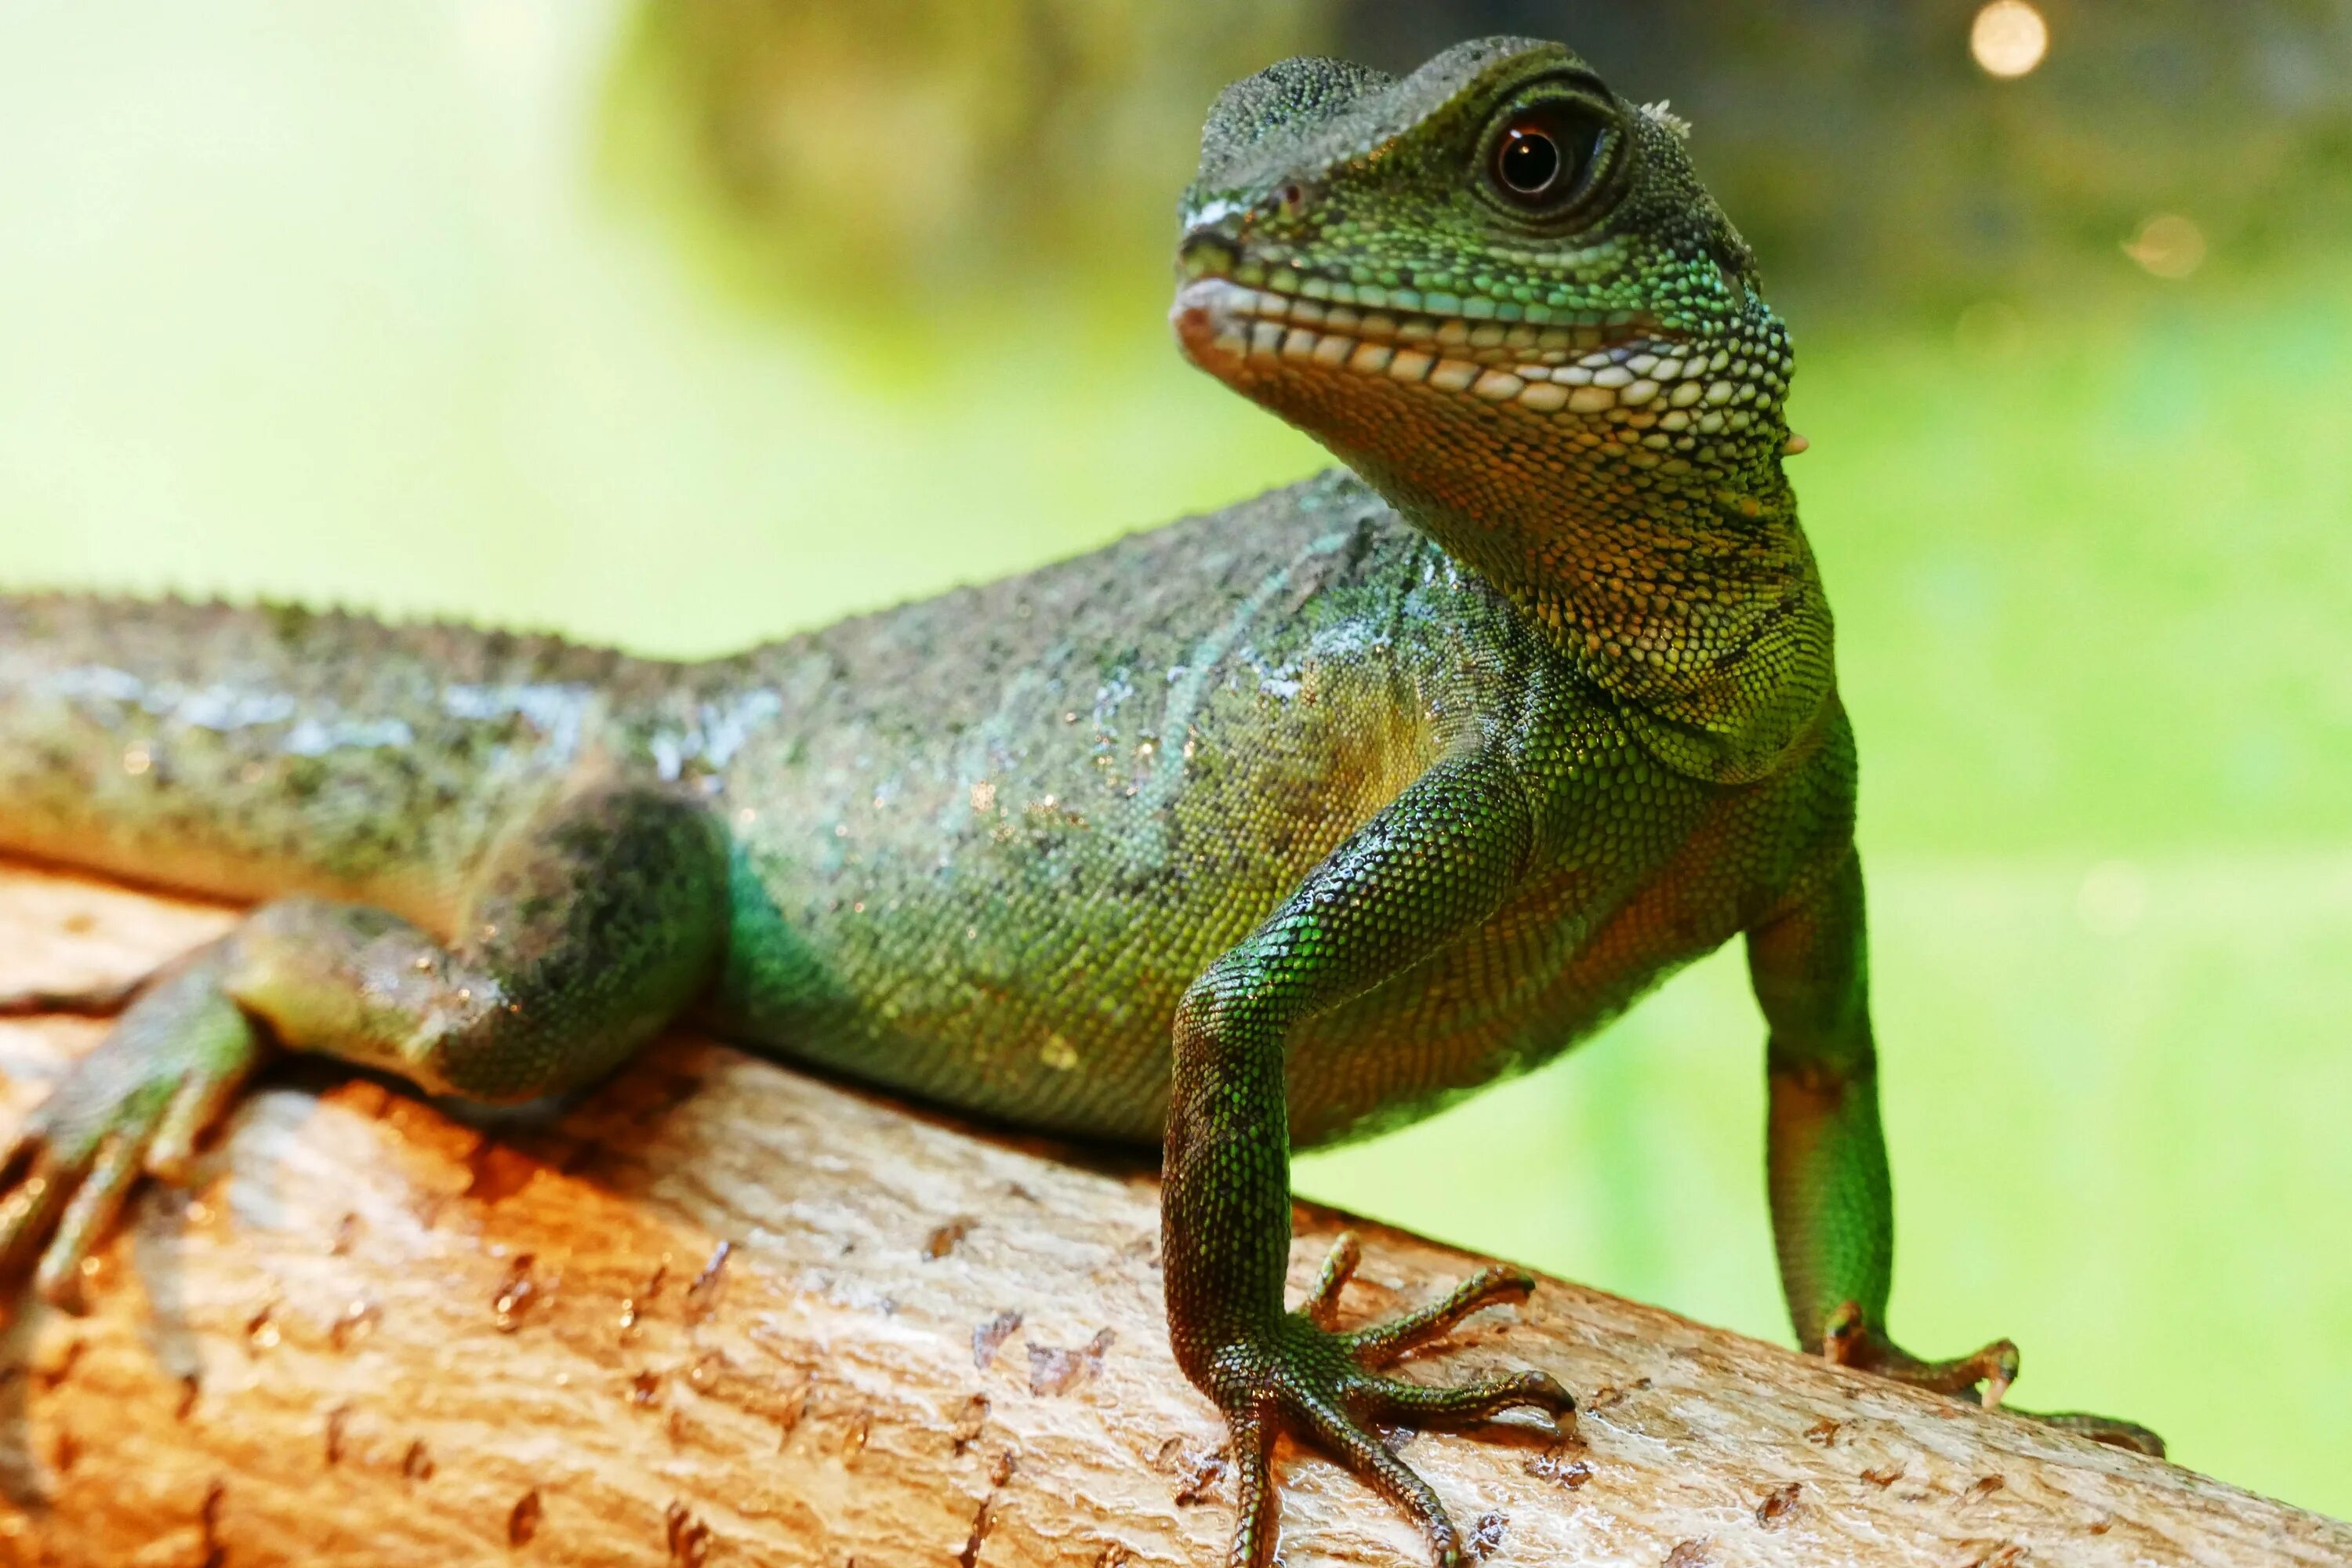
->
0, 36, 2161, 1565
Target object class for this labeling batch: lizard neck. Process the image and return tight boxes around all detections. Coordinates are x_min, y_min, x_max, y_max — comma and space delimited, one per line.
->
1168, 254, 1834, 783
1348, 427, 1833, 785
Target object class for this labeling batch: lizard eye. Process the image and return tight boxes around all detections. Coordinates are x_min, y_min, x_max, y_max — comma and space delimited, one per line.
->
1496, 127, 1563, 194
1484, 100, 1612, 216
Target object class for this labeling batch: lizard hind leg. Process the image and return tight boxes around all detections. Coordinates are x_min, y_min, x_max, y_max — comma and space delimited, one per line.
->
0, 775, 730, 1311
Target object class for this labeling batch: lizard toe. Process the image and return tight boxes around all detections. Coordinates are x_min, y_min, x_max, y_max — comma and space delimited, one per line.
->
1819, 1306, 2162, 1455
2012, 1410, 2167, 1458
1824, 1301, 2020, 1403
1202, 1254, 1568, 1568
1349, 1365, 1577, 1436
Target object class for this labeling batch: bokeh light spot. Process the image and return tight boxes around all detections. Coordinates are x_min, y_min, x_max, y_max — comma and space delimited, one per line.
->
2124, 213, 2209, 279
1970, 1, 2050, 79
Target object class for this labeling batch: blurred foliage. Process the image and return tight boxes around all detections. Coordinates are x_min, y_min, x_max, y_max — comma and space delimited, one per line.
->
605, 0, 2352, 323
600, 0, 1330, 319
1363, 0, 2352, 319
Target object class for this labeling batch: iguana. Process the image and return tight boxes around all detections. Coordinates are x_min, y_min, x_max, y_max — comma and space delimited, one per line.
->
0, 36, 2161, 1566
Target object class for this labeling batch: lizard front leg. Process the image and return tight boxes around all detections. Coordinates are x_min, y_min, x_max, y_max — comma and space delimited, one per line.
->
1166, 749, 1576, 1568
0, 773, 728, 1303
1747, 848, 2165, 1454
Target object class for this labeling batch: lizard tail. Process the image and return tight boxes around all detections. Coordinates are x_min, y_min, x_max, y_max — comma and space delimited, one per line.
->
0, 593, 644, 927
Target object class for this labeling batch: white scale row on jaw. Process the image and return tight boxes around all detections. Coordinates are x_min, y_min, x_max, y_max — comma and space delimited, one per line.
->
1203, 278, 1624, 364
1203, 280, 1765, 429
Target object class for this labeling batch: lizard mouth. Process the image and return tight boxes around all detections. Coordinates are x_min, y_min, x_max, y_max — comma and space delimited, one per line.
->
1171, 266, 1728, 424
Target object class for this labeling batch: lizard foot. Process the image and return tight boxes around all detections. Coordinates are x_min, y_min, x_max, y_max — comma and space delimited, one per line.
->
0, 945, 262, 1313
1207, 1232, 1574, 1568
1823, 1301, 2165, 1457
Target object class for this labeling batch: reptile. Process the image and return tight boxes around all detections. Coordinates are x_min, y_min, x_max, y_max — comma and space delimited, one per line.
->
0, 36, 2161, 1566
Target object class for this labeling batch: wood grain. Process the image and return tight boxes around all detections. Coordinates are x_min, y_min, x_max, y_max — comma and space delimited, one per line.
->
0, 860, 2342, 1566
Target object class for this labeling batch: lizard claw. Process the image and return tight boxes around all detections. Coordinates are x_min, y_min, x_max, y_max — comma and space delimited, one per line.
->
1824, 1298, 2018, 1405
1819, 1300, 2163, 1457
1207, 1234, 1574, 1567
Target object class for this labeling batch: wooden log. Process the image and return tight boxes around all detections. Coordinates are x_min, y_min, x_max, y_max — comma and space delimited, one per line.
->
0, 858, 2342, 1567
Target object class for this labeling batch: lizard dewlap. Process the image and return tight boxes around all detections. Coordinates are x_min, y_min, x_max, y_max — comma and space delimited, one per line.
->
0, 34, 2160, 1567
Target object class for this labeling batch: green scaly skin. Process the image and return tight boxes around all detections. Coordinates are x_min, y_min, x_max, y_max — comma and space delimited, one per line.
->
0, 38, 2160, 1565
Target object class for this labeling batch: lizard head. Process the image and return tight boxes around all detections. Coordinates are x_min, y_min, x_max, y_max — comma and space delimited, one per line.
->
1173, 38, 1830, 786
1171, 38, 1796, 550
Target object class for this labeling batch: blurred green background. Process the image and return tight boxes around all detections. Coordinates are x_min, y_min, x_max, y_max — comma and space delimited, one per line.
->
1, 0, 2346, 1517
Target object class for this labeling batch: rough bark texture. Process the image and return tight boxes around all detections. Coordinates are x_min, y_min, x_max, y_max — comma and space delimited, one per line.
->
0, 860, 2343, 1568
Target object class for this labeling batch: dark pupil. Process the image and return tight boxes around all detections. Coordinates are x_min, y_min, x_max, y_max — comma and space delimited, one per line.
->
1498, 129, 1561, 194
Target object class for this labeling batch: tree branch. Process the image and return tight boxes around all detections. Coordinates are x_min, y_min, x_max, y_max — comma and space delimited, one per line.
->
0, 862, 2340, 1566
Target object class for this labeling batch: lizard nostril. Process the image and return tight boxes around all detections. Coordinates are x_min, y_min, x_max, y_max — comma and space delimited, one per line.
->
1178, 228, 1240, 280
1276, 182, 1307, 215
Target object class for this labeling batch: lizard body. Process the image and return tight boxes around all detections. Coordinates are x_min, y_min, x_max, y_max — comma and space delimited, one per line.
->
0, 38, 2156, 1564
0, 478, 1824, 1146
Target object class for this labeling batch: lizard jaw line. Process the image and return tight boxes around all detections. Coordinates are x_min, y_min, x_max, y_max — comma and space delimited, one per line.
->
1173, 274, 1762, 441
